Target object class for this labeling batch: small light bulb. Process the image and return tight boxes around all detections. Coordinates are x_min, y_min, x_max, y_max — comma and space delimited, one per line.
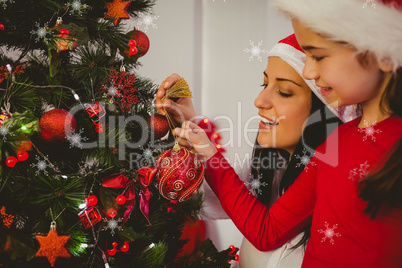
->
78, 202, 86, 210
149, 243, 155, 249
6, 64, 12, 73
80, 243, 88, 248
61, 175, 68, 179
21, 126, 27, 131
74, 94, 80, 100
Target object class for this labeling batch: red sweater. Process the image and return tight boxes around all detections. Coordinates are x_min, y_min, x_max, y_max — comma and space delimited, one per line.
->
205, 116, 402, 267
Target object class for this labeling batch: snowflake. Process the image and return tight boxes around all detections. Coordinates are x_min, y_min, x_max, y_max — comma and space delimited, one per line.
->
66, 129, 88, 149
100, 70, 138, 112
318, 222, 341, 245
67, 0, 89, 15
136, 13, 159, 32
0, 0, 14, 9
363, 0, 376, 8
295, 148, 314, 168
30, 22, 51, 43
349, 160, 370, 181
244, 174, 267, 196
0, 124, 14, 141
30, 155, 50, 175
244, 40, 268, 61
358, 120, 381, 142
102, 217, 123, 235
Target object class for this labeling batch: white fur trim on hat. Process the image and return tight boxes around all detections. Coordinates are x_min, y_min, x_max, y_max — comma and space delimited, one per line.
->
273, 0, 402, 70
267, 43, 359, 122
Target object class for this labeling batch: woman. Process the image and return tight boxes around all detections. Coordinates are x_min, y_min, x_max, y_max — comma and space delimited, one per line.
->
155, 34, 355, 267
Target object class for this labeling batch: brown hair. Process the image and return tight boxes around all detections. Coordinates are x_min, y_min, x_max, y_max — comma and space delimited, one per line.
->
356, 52, 402, 116
359, 138, 402, 218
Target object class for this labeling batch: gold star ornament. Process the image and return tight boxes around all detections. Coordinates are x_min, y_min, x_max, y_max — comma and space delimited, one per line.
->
35, 222, 71, 267
105, 0, 131, 25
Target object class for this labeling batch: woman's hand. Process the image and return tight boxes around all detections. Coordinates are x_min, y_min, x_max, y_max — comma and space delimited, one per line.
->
154, 73, 197, 126
174, 121, 218, 161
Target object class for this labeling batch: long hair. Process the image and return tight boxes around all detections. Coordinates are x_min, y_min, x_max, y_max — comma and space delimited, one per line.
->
358, 139, 402, 219
356, 66, 402, 218
250, 92, 342, 249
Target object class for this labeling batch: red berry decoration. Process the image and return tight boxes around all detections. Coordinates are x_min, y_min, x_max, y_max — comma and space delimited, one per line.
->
155, 147, 204, 202
128, 39, 136, 47
59, 28, 69, 37
17, 151, 29, 161
120, 242, 129, 252
147, 114, 170, 139
129, 46, 138, 56
86, 195, 98, 206
6, 156, 18, 168
0, 23, 4, 31
107, 248, 117, 256
39, 109, 77, 143
116, 195, 126, 205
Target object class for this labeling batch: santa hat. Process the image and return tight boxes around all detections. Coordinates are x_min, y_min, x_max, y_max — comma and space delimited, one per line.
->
273, 0, 402, 71
267, 34, 358, 122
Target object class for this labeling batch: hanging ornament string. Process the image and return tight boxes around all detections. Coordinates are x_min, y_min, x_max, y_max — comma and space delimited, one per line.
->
161, 78, 192, 147
50, 207, 66, 223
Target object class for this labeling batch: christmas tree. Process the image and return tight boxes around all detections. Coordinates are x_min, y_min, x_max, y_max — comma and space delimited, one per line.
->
0, 0, 237, 267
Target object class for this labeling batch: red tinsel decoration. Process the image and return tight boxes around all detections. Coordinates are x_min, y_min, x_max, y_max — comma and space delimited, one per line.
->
100, 70, 139, 112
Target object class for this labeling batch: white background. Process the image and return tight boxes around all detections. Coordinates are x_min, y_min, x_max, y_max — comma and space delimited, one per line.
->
130, 0, 293, 256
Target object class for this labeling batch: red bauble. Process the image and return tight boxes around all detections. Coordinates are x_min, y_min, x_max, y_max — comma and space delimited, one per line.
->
121, 29, 150, 61
116, 195, 126, 205
147, 114, 170, 139
6, 156, 18, 168
155, 147, 204, 202
17, 151, 29, 161
86, 195, 98, 206
39, 109, 77, 143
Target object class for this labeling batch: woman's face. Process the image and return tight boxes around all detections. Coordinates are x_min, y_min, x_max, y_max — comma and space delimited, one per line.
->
292, 19, 386, 110
254, 57, 312, 155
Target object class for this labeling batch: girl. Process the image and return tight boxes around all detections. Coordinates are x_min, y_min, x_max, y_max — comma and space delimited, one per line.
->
173, 0, 402, 267
155, 34, 355, 267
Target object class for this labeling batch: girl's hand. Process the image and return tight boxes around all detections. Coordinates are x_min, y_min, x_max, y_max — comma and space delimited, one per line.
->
154, 73, 197, 126
174, 121, 218, 161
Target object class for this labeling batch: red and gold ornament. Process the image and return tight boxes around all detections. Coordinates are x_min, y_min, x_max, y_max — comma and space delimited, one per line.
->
35, 222, 71, 267
104, 0, 131, 25
39, 109, 77, 143
147, 113, 170, 139
155, 146, 204, 202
